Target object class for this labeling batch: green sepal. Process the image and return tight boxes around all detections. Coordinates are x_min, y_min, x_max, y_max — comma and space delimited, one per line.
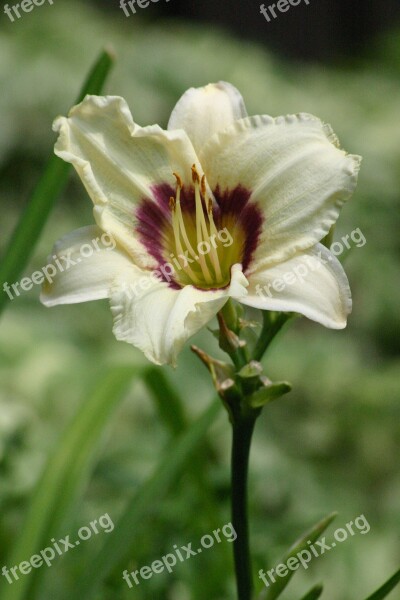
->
238, 361, 263, 379
248, 379, 292, 409
217, 312, 244, 354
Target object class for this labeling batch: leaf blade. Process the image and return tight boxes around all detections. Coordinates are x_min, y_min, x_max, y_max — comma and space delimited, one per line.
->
299, 583, 324, 600
72, 398, 220, 600
143, 367, 187, 435
260, 512, 337, 600
0, 366, 137, 600
364, 568, 400, 600
0, 48, 114, 316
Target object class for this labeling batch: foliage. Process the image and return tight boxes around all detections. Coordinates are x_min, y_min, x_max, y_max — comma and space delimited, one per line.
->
0, 3, 399, 599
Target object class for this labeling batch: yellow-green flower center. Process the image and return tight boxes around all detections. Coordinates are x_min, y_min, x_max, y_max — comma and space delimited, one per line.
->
167, 165, 244, 289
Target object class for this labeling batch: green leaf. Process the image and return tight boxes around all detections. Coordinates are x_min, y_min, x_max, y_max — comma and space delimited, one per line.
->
135, 369, 227, 598
0, 48, 114, 317
248, 381, 292, 409
0, 366, 137, 600
143, 364, 219, 471
259, 512, 337, 600
72, 399, 220, 600
364, 568, 400, 600
143, 367, 187, 435
299, 583, 324, 599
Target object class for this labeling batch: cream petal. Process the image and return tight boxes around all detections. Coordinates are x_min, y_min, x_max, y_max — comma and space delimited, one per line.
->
199, 113, 361, 268
242, 244, 352, 329
40, 225, 133, 306
167, 82, 248, 155
53, 95, 200, 268
110, 263, 249, 366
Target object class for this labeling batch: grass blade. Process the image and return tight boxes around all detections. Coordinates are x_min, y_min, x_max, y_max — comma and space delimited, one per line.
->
143, 367, 187, 435
364, 568, 400, 600
0, 366, 137, 600
260, 512, 337, 600
0, 48, 114, 316
143, 367, 225, 530
72, 398, 220, 600
299, 583, 324, 599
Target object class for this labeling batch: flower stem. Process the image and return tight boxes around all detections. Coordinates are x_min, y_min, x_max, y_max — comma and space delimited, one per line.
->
253, 311, 293, 362
231, 411, 258, 600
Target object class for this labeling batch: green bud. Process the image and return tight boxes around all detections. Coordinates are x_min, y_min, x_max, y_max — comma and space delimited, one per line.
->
248, 379, 292, 409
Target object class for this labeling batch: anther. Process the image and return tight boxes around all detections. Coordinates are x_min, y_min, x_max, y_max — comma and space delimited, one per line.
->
201, 175, 206, 197
173, 172, 183, 189
191, 164, 200, 184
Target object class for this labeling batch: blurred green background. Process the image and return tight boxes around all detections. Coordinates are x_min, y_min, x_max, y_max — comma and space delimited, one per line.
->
0, 1, 399, 599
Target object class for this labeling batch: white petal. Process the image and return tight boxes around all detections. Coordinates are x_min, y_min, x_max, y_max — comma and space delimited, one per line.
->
40, 226, 133, 306
168, 82, 248, 155
53, 95, 200, 268
200, 113, 361, 268
110, 263, 249, 366
242, 244, 352, 329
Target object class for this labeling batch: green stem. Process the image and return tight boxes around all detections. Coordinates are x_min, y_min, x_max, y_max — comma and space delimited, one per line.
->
253, 312, 292, 362
231, 412, 257, 600
221, 298, 239, 331
219, 300, 249, 368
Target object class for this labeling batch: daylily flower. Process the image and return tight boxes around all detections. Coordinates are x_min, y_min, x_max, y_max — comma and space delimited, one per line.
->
41, 82, 361, 366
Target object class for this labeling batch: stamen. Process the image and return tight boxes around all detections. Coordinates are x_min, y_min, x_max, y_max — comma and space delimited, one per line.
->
191, 164, 201, 184
170, 192, 201, 285
173, 173, 197, 261
193, 170, 213, 284
173, 172, 183, 189
201, 175, 207, 198
167, 166, 230, 288
205, 197, 223, 281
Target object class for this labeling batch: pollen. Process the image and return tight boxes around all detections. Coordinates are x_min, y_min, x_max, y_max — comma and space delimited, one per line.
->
173, 172, 183, 189
191, 164, 201, 184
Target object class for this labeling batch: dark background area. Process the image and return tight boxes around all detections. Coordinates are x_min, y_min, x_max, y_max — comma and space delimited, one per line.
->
93, 0, 400, 62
